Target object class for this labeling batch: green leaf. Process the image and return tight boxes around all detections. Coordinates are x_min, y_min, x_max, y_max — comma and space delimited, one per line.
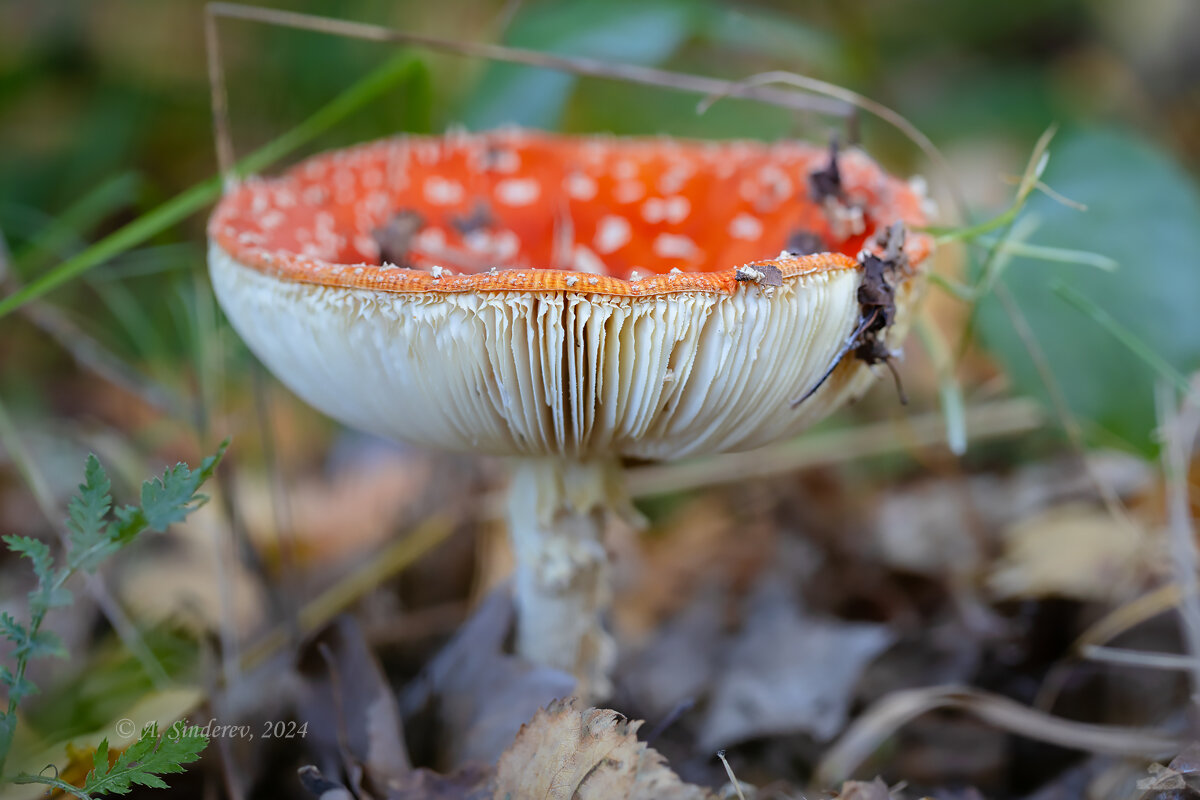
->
26, 629, 67, 660
974, 127, 1200, 454
0, 664, 38, 703
81, 723, 207, 796
67, 454, 116, 573
0, 612, 29, 646
462, 0, 700, 130
0, 616, 65, 661
138, 439, 228, 534
4, 535, 54, 588
4, 535, 73, 612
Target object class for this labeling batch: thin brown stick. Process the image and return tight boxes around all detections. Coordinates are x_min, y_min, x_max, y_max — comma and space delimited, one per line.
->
1082, 645, 1200, 673
697, 70, 969, 224
1035, 583, 1183, 712
239, 513, 456, 671
204, 7, 236, 178
204, 3, 852, 119
816, 685, 1181, 785
1158, 376, 1200, 708
624, 397, 1043, 498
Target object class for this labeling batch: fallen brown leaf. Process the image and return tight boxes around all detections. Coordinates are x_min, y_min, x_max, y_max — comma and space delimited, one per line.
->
494, 698, 716, 800
401, 587, 575, 770
701, 578, 894, 749
987, 503, 1152, 602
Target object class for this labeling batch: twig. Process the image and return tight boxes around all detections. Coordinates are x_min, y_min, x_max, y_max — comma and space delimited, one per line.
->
239, 514, 456, 671
716, 750, 747, 800
205, 3, 852, 119
1157, 376, 1200, 709
817, 685, 1182, 785
204, 9, 236, 180
696, 70, 968, 224
623, 398, 1042, 498
1082, 645, 1200, 673
1035, 583, 1183, 712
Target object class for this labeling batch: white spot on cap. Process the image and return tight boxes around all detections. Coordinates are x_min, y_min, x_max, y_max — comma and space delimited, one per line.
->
665, 196, 689, 224
362, 168, 384, 189
493, 230, 520, 261
564, 172, 598, 201
729, 213, 763, 241
642, 198, 665, 224
353, 234, 379, 259
594, 215, 631, 254
495, 178, 540, 207
642, 196, 689, 225
614, 181, 646, 204
490, 149, 521, 173
653, 233, 699, 260
424, 176, 464, 205
259, 210, 286, 230
464, 229, 494, 253
416, 227, 446, 252
565, 275, 579, 287
658, 166, 692, 195
302, 185, 328, 206
572, 244, 606, 275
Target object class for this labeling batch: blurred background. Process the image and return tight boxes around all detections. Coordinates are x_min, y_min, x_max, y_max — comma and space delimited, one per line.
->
1, 1, 1199, 798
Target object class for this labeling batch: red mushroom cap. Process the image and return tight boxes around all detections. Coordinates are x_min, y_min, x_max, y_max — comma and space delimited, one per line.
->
208, 130, 932, 458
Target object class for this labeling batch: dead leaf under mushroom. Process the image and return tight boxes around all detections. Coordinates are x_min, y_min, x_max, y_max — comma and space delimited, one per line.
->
494, 698, 716, 800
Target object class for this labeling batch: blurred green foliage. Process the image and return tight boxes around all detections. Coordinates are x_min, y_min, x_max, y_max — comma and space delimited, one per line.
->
975, 127, 1200, 454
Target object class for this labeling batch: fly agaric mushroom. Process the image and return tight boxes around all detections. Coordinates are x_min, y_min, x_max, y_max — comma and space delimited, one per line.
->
207, 130, 932, 699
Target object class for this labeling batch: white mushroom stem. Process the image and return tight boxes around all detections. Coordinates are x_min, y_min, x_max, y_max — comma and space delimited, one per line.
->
506, 457, 624, 700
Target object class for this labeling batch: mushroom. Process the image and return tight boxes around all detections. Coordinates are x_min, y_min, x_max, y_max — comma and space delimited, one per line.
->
207, 130, 932, 699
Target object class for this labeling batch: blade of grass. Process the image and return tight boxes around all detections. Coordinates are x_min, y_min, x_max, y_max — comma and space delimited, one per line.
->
973, 238, 1117, 272
0, 54, 426, 320
915, 314, 967, 455
951, 128, 1058, 363
970, 127, 1057, 300
13, 172, 143, 273
1053, 281, 1192, 396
